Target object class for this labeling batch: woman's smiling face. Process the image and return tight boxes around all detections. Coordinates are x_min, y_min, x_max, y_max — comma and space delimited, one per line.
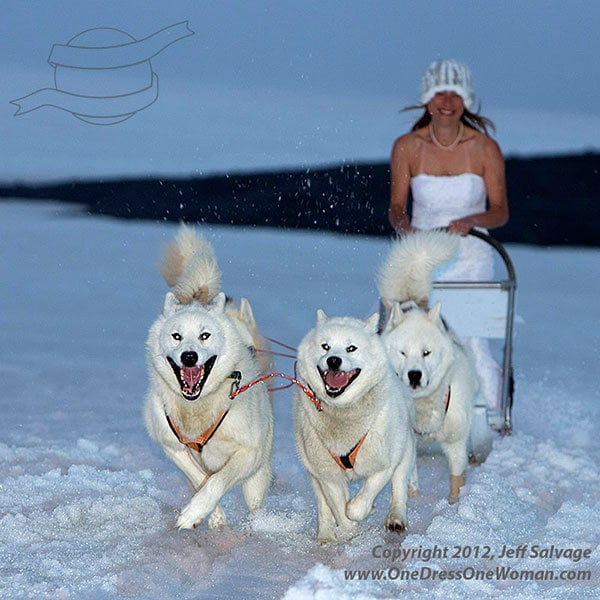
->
428, 91, 465, 119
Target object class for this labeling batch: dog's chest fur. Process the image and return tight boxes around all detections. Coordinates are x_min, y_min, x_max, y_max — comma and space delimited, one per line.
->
413, 388, 448, 436
306, 384, 386, 454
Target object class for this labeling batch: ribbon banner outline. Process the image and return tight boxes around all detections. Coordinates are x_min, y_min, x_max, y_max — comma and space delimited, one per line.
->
48, 21, 193, 69
12, 73, 159, 118
10, 21, 193, 124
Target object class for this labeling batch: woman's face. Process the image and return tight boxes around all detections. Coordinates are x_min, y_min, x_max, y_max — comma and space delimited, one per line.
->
428, 91, 465, 120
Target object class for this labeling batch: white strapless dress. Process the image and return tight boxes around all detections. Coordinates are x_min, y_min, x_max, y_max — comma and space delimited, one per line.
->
411, 173, 493, 281
411, 173, 500, 411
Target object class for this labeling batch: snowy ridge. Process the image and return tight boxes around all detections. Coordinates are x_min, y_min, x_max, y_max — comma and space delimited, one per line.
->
0, 201, 598, 599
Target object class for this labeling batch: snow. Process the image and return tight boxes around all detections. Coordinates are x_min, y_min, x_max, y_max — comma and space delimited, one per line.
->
0, 200, 598, 599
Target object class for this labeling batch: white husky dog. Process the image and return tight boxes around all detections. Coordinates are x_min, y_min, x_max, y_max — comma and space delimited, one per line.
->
378, 230, 479, 504
145, 225, 273, 530
294, 310, 415, 544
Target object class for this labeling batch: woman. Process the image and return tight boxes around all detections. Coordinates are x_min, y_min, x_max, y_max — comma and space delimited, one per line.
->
389, 59, 508, 276
388, 59, 509, 413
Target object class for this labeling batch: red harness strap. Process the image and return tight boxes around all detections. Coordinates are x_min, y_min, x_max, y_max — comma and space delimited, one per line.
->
229, 370, 322, 411
329, 431, 368, 470
166, 411, 229, 453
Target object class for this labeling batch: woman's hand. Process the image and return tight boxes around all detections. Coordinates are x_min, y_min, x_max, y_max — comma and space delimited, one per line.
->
393, 214, 417, 236
447, 218, 473, 236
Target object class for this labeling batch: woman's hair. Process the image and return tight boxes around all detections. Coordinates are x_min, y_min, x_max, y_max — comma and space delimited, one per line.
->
403, 105, 496, 136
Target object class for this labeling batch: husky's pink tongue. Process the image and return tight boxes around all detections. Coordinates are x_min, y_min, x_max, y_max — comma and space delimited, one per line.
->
182, 366, 203, 390
324, 370, 352, 388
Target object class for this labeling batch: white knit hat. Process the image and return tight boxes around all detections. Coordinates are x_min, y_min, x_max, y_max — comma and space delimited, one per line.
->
419, 59, 475, 110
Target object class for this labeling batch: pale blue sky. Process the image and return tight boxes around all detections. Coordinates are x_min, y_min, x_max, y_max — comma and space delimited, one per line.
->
2, 1, 598, 179
3, 0, 598, 115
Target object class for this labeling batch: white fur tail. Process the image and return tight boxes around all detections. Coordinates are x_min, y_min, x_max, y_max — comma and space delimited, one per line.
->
159, 224, 221, 304
377, 230, 459, 308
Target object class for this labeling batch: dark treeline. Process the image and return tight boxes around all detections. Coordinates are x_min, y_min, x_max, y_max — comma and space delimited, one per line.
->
1, 152, 598, 246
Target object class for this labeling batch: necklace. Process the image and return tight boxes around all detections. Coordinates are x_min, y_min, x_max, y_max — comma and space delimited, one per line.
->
429, 122, 464, 151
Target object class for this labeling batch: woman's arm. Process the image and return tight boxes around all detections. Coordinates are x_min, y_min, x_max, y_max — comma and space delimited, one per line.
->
448, 137, 509, 235
388, 135, 416, 234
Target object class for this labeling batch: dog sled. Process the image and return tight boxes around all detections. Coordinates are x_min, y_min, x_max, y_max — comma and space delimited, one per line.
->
428, 229, 517, 435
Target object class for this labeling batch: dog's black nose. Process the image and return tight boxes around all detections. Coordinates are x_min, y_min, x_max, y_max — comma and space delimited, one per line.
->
326, 356, 342, 371
407, 370, 422, 387
181, 351, 198, 367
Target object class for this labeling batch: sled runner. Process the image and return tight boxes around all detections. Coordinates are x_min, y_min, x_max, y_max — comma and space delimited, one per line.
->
428, 229, 517, 434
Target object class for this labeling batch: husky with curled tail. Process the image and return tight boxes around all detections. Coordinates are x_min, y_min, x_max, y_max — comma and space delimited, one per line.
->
144, 225, 273, 530
377, 230, 479, 504
159, 227, 274, 376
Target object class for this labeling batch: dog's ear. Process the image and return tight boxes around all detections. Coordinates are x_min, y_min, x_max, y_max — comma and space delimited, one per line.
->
427, 301, 442, 324
380, 297, 392, 314
316, 309, 328, 324
208, 291, 227, 313
238, 297, 257, 330
365, 312, 380, 333
162, 291, 183, 316
386, 302, 406, 330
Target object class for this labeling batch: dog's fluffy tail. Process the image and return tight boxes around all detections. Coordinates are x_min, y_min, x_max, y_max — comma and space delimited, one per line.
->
159, 224, 221, 304
377, 229, 459, 308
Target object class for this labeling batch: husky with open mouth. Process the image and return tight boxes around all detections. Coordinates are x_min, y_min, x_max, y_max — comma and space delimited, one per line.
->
144, 226, 273, 530
294, 310, 415, 544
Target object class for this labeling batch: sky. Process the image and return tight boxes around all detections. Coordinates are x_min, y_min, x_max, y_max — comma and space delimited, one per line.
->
2, 1, 599, 182
4, 1, 599, 114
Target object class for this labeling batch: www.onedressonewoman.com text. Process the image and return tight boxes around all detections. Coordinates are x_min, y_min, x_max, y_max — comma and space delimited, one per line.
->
343, 544, 595, 582
344, 566, 592, 582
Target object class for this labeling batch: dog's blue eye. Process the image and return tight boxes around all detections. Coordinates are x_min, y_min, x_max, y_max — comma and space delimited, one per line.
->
200, 332, 211, 341
172, 332, 182, 341
346, 345, 357, 353
321, 343, 330, 351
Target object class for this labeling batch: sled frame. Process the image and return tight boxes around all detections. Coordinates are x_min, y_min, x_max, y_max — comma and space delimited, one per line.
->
429, 230, 517, 434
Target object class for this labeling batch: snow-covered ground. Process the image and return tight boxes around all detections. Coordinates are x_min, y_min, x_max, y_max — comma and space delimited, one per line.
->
0, 200, 598, 599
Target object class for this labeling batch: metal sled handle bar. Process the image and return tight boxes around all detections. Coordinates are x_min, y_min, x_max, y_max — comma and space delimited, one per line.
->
439, 227, 517, 434
437, 226, 517, 285
467, 228, 516, 434
466, 228, 517, 286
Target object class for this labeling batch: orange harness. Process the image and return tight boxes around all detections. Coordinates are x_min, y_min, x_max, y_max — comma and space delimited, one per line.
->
166, 411, 228, 453
328, 431, 369, 470
165, 368, 321, 454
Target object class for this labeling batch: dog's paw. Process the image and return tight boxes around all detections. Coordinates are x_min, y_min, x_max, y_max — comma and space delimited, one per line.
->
177, 503, 206, 530
208, 505, 227, 530
316, 532, 337, 546
385, 515, 407, 533
448, 473, 465, 505
317, 522, 358, 545
177, 513, 204, 530
408, 485, 419, 497
346, 498, 372, 523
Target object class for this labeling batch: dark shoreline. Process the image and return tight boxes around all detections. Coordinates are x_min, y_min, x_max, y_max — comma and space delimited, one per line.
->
1, 152, 598, 246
